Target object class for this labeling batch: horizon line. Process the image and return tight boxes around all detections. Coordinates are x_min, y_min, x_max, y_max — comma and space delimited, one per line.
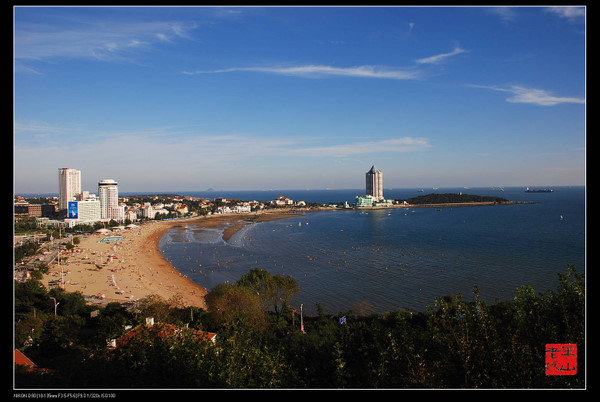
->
15, 184, 585, 197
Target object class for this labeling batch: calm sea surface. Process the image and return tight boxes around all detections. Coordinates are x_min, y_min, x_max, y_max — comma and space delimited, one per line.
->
159, 187, 585, 315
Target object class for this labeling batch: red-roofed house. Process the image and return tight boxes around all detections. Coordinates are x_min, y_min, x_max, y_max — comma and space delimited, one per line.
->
110, 322, 217, 349
14, 349, 52, 373
14, 349, 35, 370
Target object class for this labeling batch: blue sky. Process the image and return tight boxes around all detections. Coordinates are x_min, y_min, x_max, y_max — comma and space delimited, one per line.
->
14, 6, 586, 194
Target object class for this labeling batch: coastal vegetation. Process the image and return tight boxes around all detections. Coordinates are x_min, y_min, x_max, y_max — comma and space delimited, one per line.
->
15, 266, 584, 389
400, 193, 510, 205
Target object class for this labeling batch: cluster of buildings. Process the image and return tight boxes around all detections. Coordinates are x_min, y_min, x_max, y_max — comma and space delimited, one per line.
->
215, 195, 305, 214
15, 167, 313, 229
16, 165, 395, 229
15, 168, 130, 228
60, 169, 127, 227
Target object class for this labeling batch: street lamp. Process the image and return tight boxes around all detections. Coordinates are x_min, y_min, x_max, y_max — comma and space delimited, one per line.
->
49, 297, 59, 316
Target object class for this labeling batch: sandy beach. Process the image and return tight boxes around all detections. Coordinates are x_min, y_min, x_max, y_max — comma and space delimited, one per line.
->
39, 211, 303, 309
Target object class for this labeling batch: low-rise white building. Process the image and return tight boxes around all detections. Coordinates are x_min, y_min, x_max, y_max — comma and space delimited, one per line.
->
125, 209, 137, 222
217, 204, 252, 214
232, 205, 251, 213
140, 203, 156, 219
272, 196, 294, 206
63, 200, 101, 227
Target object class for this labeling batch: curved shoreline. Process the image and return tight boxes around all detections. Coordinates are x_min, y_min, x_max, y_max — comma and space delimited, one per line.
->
38, 202, 527, 309
40, 211, 303, 309
40, 219, 210, 308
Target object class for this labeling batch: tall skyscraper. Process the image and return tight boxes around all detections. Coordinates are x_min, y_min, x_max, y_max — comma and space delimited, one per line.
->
58, 168, 82, 211
98, 179, 122, 221
365, 165, 384, 201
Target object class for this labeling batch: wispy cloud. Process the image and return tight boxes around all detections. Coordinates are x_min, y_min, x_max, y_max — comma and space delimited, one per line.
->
16, 121, 431, 160
487, 7, 518, 24
183, 44, 470, 81
14, 19, 196, 64
470, 84, 584, 106
415, 46, 468, 65
14, 123, 432, 191
183, 64, 421, 80
288, 137, 432, 157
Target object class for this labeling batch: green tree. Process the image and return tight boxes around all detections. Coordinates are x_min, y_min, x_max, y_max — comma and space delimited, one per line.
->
237, 268, 299, 316
15, 280, 51, 316
204, 283, 268, 331
212, 325, 287, 388
48, 287, 89, 317
135, 294, 174, 324
14, 241, 40, 263
88, 302, 134, 350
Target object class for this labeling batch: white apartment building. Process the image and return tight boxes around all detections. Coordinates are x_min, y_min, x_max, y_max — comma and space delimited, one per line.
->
58, 168, 82, 210
141, 203, 156, 219
365, 165, 384, 201
98, 179, 124, 222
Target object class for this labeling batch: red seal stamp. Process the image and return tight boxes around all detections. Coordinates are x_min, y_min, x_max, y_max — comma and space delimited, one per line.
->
545, 344, 577, 375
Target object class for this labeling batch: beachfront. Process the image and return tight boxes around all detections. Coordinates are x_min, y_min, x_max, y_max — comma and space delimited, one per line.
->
39, 211, 303, 308
35, 197, 517, 308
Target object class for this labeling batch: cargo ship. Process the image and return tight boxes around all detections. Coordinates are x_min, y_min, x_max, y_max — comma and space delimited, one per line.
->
525, 187, 554, 193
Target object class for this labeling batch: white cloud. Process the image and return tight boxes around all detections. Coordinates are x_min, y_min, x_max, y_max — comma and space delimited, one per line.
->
545, 6, 585, 23
470, 84, 584, 106
183, 64, 421, 80
415, 46, 468, 65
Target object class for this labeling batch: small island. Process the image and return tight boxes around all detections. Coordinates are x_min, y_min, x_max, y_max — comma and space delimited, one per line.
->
395, 193, 534, 208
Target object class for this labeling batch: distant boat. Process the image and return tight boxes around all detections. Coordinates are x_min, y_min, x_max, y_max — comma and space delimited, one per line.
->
525, 187, 554, 193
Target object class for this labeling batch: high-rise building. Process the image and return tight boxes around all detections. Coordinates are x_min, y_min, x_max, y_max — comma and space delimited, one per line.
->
365, 165, 384, 201
98, 179, 123, 221
58, 168, 82, 211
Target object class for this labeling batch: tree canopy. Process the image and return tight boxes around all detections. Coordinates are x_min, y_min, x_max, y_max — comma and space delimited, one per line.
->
15, 265, 584, 389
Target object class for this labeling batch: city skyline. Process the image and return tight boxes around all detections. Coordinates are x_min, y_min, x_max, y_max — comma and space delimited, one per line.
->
14, 6, 585, 194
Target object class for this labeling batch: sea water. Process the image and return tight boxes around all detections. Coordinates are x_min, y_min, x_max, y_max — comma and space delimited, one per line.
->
159, 187, 585, 314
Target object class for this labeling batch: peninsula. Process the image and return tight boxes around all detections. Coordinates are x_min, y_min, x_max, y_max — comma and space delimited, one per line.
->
349, 192, 533, 210
398, 192, 533, 207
